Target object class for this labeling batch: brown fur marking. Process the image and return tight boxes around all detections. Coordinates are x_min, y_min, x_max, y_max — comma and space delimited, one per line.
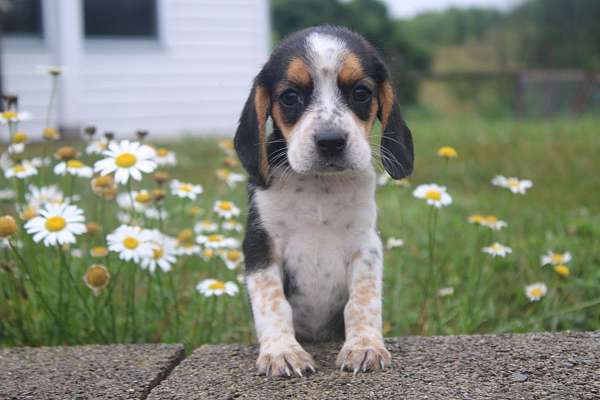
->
286, 58, 311, 87
254, 85, 270, 180
339, 53, 365, 85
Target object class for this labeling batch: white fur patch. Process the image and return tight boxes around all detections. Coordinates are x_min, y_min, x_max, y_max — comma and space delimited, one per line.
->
254, 168, 380, 341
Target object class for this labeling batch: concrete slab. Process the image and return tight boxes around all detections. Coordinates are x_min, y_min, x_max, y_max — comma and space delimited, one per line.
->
148, 332, 600, 400
0, 343, 184, 400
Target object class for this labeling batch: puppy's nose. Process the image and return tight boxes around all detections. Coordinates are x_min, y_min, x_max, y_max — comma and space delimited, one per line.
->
314, 131, 347, 157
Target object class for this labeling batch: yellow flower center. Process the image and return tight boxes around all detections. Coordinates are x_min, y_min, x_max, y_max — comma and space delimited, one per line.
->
43, 127, 60, 140
507, 178, 520, 189
491, 243, 502, 252
157, 148, 169, 157
188, 206, 201, 216
217, 169, 231, 178
123, 236, 139, 249
226, 250, 241, 262
207, 234, 223, 242
437, 146, 457, 158
45, 216, 66, 232
468, 214, 484, 224
483, 215, 498, 224
135, 191, 152, 204
203, 249, 214, 258
152, 246, 164, 259
3, 111, 17, 120
530, 288, 542, 298
91, 246, 109, 257
115, 152, 137, 168
425, 190, 441, 201
177, 229, 194, 244
86, 265, 109, 288
208, 281, 226, 290
0, 215, 18, 237
218, 201, 233, 211
67, 160, 84, 169
13, 131, 28, 143
550, 254, 564, 263
554, 264, 570, 277
179, 184, 193, 193
14, 165, 26, 173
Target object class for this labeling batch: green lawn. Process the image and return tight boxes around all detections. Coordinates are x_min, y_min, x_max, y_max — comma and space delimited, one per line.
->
1, 116, 598, 351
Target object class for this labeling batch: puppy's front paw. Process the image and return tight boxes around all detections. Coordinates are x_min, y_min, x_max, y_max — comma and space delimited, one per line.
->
257, 339, 316, 377
336, 336, 391, 374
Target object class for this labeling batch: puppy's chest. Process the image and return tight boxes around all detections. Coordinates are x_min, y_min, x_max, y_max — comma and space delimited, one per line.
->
255, 173, 377, 339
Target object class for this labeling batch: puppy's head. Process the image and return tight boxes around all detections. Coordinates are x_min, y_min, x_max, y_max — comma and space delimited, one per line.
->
235, 26, 413, 186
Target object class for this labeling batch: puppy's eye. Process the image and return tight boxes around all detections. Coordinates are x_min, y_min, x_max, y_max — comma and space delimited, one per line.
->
352, 85, 372, 103
280, 89, 300, 107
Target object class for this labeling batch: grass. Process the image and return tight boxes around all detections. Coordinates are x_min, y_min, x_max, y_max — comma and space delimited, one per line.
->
1, 115, 599, 352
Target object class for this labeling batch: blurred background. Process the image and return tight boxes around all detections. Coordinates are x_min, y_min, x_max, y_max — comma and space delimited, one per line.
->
1, 0, 599, 138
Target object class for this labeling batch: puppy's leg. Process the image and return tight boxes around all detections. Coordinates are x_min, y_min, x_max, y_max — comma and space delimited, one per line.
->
336, 242, 391, 373
247, 264, 315, 377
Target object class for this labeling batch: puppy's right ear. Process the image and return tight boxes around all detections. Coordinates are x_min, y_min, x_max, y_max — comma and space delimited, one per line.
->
234, 81, 271, 186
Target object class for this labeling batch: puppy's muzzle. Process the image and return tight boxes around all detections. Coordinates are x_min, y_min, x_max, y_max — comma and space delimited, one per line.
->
314, 131, 347, 158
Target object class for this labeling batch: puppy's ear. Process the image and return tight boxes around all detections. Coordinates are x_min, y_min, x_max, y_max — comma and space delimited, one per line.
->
234, 81, 271, 186
377, 80, 414, 179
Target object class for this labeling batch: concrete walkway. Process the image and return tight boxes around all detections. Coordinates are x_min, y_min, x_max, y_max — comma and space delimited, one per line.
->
1, 332, 599, 399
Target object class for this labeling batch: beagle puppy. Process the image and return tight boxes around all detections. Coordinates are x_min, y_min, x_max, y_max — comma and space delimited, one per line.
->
234, 26, 413, 377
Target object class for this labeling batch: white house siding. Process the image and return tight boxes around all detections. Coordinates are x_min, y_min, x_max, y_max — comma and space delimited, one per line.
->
3, 0, 270, 139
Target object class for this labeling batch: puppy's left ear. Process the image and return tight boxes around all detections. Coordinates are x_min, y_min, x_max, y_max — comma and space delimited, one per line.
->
377, 80, 414, 179
234, 80, 271, 186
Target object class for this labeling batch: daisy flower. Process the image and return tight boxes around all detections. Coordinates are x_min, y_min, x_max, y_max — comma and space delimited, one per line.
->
83, 264, 110, 296
377, 173, 390, 186
196, 234, 239, 249
26, 185, 64, 208
386, 237, 404, 249
106, 225, 154, 263
468, 214, 508, 230
54, 160, 93, 178
482, 242, 512, 258
437, 146, 458, 159
213, 200, 240, 219
170, 180, 203, 200
525, 282, 547, 302
413, 183, 452, 208
94, 140, 157, 185
117, 190, 153, 212
554, 265, 570, 278
200, 248, 215, 261
154, 147, 177, 166
90, 246, 109, 258
491, 175, 533, 194
216, 169, 245, 188
5, 161, 37, 179
0, 215, 18, 238
196, 279, 239, 297
86, 138, 109, 155
0, 189, 15, 200
144, 207, 168, 220
140, 231, 178, 272
222, 220, 243, 232
8, 143, 25, 154
24, 203, 86, 247
437, 287, 454, 297
194, 219, 218, 234
218, 139, 235, 155
220, 249, 244, 270
540, 251, 572, 266
12, 131, 29, 144
0, 110, 32, 124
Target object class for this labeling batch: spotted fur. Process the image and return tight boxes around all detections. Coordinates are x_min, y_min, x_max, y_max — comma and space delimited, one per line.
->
234, 26, 413, 377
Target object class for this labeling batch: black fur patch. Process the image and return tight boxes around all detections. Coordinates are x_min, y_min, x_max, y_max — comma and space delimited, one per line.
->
242, 185, 271, 274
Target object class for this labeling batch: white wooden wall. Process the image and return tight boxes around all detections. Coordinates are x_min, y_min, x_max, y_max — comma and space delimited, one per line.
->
2, 0, 270, 139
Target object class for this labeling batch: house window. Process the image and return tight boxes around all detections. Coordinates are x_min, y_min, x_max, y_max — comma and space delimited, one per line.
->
83, 0, 158, 38
2, 0, 43, 36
